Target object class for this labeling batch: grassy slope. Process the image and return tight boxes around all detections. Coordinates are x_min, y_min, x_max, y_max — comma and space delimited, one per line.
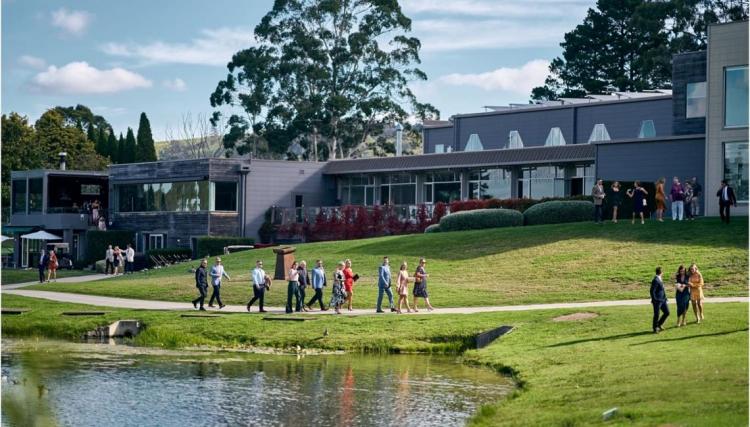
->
1, 269, 93, 286
26, 218, 748, 307
2, 295, 747, 425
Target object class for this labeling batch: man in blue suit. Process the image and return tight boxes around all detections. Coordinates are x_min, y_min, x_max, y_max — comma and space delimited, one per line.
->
650, 266, 669, 333
376, 256, 396, 313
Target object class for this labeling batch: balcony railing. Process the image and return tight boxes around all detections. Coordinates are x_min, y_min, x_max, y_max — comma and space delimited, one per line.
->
272, 204, 443, 226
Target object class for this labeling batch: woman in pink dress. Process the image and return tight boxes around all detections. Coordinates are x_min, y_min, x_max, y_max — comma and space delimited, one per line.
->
396, 261, 412, 313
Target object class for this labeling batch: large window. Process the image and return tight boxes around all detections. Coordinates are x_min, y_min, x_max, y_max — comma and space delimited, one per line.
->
469, 168, 511, 200
12, 180, 26, 214
28, 178, 43, 213
213, 182, 237, 211
117, 181, 210, 212
724, 142, 748, 202
686, 81, 706, 118
424, 171, 461, 203
340, 175, 374, 205
518, 166, 566, 199
381, 173, 415, 205
725, 66, 748, 127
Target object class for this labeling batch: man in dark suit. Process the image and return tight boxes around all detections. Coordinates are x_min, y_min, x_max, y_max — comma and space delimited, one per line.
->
192, 259, 208, 311
38, 250, 49, 283
650, 266, 669, 333
716, 179, 738, 224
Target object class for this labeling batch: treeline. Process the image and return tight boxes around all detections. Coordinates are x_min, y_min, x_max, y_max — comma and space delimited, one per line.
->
1, 105, 157, 209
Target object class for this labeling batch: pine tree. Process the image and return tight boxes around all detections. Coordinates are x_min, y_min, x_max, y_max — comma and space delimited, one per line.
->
135, 112, 157, 162
96, 127, 109, 159
107, 128, 118, 164
117, 133, 125, 164
125, 128, 137, 163
87, 124, 99, 148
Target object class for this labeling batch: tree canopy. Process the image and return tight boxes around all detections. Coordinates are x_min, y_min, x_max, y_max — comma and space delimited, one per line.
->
531, 0, 749, 100
211, 0, 438, 160
136, 112, 157, 162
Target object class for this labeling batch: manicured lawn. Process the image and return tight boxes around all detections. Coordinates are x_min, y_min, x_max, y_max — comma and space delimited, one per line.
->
1, 295, 747, 425
25, 218, 748, 308
1, 268, 93, 285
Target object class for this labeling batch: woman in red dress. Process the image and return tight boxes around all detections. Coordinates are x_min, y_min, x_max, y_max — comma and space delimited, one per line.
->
343, 259, 356, 311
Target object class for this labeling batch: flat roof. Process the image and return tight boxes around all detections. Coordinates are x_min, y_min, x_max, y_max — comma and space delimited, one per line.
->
10, 169, 109, 178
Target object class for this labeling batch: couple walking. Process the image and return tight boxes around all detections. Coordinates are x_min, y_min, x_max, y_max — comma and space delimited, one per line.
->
375, 257, 434, 314
192, 257, 230, 310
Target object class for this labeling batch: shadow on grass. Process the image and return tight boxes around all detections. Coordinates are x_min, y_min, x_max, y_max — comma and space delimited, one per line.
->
628, 327, 749, 346
547, 331, 654, 348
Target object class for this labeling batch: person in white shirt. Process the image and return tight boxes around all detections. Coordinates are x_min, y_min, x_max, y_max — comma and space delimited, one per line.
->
208, 257, 230, 309
247, 260, 267, 313
105, 245, 114, 275
125, 244, 135, 274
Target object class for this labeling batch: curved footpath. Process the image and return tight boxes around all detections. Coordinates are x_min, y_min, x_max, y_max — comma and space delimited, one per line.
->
2, 275, 747, 315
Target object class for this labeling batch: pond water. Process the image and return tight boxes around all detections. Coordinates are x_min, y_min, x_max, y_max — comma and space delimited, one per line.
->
1, 340, 513, 427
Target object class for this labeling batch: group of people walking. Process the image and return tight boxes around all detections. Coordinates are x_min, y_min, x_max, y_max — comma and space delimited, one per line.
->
650, 263, 705, 333
104, 244, 135, 275
592, 177, 738, 224
191, 256, 435, 314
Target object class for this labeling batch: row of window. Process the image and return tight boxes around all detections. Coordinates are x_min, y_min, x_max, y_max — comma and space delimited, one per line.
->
115, 181, 238, 213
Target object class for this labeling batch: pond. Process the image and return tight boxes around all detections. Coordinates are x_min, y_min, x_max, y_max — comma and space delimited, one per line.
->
1, 340, 513, 427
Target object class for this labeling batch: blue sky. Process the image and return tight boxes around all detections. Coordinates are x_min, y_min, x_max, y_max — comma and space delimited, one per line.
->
2, 0, 593, 140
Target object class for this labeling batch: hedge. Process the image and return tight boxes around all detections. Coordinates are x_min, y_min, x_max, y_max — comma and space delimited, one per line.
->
523, 200, 595, 225
439, 209, 523, 232
83, 230, 135, 264
194, 236, 256, 258
424, 224, 441, 233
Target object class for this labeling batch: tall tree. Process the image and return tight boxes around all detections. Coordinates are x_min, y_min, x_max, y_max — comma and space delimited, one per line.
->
125, 128, 137, 163
53, 104, 110, 131
135, 112, 157, 162
531, 0, 748, 100
117, 133, 126, 164
33, 110, 108, 171
96, 126, 109, 159
211, 0, 438, 160
86, 123, 97, 146
107, 128, 118, 164
1, 113, 40, 209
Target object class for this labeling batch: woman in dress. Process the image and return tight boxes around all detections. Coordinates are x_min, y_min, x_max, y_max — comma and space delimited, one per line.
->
412, 258, 434, 312
626, 181, 649, 225
396, 261, 412, 314
285, 261, 300, 313
655, 177, 666, 222
688, 263, 705, 323
329, 261, 347, 314
343, 259, 356, 311
610, 181, 623, 223
46, 249, 58, 282
674, 265, 691, 327
112, 246, 122, 275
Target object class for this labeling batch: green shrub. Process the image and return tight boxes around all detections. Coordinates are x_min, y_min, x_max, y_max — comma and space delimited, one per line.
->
439, 209, 523, 232
83, 230, 135, 264
523, 200, 595, 225
194, 236, 256, 258
424, 224, 441, 233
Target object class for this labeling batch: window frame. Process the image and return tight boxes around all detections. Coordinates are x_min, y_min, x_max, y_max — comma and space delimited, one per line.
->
685, 81, 707, 119
724, 65, 749, 129
723, 141, 749, 203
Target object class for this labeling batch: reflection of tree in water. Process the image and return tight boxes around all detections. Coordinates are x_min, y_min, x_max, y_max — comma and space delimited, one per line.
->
1, 351, 57, 426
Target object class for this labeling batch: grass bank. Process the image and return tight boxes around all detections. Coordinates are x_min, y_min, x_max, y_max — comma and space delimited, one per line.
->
1, 269, 93, 286
26, 218, 748, 307
2, 295, 747, 425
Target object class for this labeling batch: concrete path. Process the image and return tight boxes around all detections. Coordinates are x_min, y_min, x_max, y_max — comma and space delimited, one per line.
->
2, 288, 747, 316
2, 274, 115, 290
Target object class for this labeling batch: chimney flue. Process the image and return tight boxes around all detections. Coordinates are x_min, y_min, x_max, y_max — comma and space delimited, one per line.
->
59, 152, 67, 170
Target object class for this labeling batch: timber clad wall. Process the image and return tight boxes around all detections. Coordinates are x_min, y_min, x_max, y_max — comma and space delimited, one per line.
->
209, 212, 240, 236
672, 51, 708, 135
115, 212, 209, 248
423, 126, 454, 153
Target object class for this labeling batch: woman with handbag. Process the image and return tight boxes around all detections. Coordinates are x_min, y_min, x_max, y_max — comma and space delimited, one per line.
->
329, 261, 347, 314
412, 258, 434, 312
343, 259, 357, 311
396, 261, 412, 314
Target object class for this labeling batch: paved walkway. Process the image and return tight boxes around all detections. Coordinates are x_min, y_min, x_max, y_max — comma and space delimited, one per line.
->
2, 287, 747, 316
2, 274, 115, 290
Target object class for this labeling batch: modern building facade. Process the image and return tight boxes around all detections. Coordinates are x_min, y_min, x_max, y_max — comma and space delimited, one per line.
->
8, 21, 747, 263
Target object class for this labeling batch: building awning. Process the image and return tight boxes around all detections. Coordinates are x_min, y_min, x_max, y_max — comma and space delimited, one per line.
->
1, 226, 34, 235
21, 230, 62, 240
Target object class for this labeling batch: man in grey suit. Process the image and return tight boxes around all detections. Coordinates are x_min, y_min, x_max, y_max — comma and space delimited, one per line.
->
376, 256, 396, 313
592, 179, 606, 224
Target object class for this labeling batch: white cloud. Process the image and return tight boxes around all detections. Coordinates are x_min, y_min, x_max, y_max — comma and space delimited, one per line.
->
415, 19, 573, 51
403, 0, 591, 18
163, 78, 187, 92
30, 61, 152, 94
51, 8, 92, 36
101, 27, 255, 66
19, 55, 46, 69
439, 59, 550, 95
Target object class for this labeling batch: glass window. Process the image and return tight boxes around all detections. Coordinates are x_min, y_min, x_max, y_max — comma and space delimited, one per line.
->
544, 127, 566, 146
28, 178, 43, 213
12, 180, 26, 214
435, 144, 444, 153
588, 124, 611, 142
469, 168, 511, 200
686, 81, 706, 118
725, 66, 749, 127
638, 120, 656, 138
465, 134, 484, 151
724, 142, 748, 202
213, 182, 237, 211
390, 184, 416, 205
507, 131, 524, 149
116, 181, 210, 212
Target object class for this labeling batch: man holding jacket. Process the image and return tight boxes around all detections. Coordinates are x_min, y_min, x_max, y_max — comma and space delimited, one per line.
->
650, 266, 670, 334
247, 260, 267, 313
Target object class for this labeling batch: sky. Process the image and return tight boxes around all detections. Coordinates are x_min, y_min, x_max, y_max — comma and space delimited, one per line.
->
2, 0, 594, 140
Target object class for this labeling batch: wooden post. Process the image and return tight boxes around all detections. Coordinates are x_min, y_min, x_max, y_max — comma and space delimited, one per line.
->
273, 246, 296, 280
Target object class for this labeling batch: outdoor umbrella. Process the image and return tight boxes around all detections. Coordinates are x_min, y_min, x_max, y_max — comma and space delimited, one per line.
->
21, 230, 62, 240
0, 235, 12, 243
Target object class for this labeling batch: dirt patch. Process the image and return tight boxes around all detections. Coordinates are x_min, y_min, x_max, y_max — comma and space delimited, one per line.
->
552, 312, 599, 322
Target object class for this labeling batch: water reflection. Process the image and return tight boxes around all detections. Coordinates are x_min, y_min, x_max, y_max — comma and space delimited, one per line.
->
2, 340, 513, 427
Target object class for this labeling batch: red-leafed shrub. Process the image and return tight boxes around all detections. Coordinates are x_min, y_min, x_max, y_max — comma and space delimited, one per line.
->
432, 202, 447, 223
416, 204, 431, 231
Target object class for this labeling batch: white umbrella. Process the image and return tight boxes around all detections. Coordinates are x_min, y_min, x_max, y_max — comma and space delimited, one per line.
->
0, 235, 12, 243
21, 230, 62, 240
